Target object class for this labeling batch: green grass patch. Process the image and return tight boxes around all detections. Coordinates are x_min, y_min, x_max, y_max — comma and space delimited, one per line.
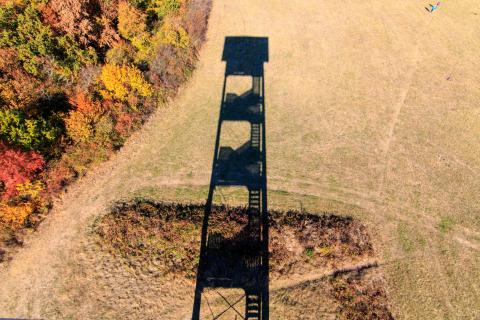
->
438, 217, 455, 233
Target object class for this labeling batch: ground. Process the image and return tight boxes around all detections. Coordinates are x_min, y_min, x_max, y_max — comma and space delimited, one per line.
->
1, 0, 480, 318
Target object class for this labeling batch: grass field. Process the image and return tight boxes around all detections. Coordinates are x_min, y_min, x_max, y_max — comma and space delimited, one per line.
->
1, 0, 479, 318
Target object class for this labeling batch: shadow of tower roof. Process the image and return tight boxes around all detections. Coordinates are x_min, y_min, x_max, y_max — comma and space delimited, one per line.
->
222, 37, 269, 76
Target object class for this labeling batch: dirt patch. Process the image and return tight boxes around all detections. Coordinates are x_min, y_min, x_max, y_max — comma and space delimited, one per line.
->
0, 207, 47, 263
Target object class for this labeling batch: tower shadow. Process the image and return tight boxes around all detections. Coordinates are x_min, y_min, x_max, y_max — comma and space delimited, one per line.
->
191, 37, 269, 320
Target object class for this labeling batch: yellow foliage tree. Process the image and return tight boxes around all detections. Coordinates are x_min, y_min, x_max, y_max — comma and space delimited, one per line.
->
64, 110, 93, 143
118, 1, 148, 41
16, 180, 44, 200
100, 63, 153, 102
153, 22, 190, 49
0, 201, 34, 228
0, 179, 42, 229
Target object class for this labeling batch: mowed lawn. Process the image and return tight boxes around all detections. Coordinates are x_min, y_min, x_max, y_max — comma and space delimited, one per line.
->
120, 1, 480, 317
1, 0, 479, 318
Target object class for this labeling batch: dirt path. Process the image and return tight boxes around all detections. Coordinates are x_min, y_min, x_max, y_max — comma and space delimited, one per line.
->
1, 0, 480, 318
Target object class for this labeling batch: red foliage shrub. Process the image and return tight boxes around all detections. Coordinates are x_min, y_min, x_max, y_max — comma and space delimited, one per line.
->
0, 142, 45, 200
114, 112, 135, 136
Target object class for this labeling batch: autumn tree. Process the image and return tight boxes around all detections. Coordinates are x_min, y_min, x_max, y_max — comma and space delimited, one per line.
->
154, 21, 189, 49
64, 110, 93, 144
0, 142, 45, 200
100, 63, 152, 102
64, 92, 105, 143
0, 109, 59, 152
41, 0, 120, 51
128, 0, 182, 19
0, 2, 97, 76
118, 1, 147, 41
64, 92, 114, 145
105, 40, 136, 65
0, 48, 50, 112
146, 0, 182, 19
70, 91, 104, 117
182, 0, 210, 50
42, 0, 99, 46
0, 201, 34, 227
149, 44, 192, 91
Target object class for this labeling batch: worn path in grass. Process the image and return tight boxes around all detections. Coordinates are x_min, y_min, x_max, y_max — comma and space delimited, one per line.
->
1, 0, 480, 318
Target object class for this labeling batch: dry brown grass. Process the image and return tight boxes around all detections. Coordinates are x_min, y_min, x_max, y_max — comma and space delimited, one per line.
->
0, 0, 479, 318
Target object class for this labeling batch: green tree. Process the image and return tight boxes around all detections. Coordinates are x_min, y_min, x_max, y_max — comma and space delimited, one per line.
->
147, 0, 181, 19
0, 109, 59, 152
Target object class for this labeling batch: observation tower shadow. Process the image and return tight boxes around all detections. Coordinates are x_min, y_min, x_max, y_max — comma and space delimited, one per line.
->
191, 36, 269, 320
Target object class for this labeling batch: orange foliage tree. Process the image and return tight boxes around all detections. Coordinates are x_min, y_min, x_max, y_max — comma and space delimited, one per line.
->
0, 49, 46, 110
0, 201, 34, 228
64, 92, 107, 144
70, 91, 104, 117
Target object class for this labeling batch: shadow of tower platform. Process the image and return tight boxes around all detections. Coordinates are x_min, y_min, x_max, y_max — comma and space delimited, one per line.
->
191, 37, 269, 320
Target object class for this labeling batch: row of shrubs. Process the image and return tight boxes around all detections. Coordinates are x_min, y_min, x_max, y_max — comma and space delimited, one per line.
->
94, 200, 374, 279
0, 0, 211, 259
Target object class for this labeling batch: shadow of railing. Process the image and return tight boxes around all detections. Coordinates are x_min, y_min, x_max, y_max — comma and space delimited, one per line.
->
191, 37, 269, 320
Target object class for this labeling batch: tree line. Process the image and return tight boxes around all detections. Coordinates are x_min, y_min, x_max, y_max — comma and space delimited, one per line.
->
0, 0, 211, 257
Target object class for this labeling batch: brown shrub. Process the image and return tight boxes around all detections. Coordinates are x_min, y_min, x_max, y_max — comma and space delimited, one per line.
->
148, 44, 193, 92
77, 64, 102, 93
183, 0, 212, 51
44, 160, 76, 195
113, 112, 136, 136
94, 200, 374, 279
61, 142, 112, 176
42, 0, 102, 46
330, 271, 394, 320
